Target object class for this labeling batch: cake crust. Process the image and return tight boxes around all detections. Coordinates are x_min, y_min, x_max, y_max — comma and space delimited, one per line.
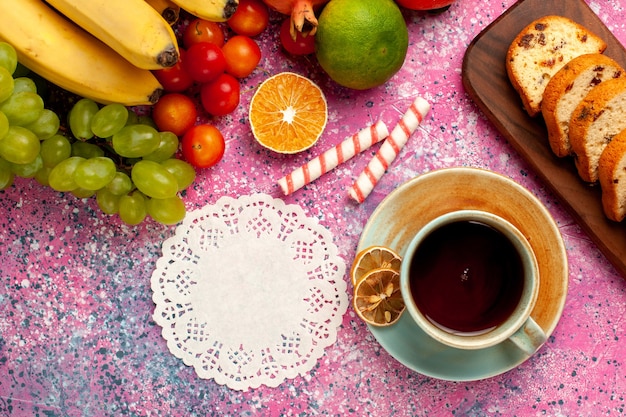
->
599, 129, 626, 221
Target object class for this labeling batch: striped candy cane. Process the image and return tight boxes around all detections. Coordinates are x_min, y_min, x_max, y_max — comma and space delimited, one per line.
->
348, 97, 431, 203
277, 121, 389, 195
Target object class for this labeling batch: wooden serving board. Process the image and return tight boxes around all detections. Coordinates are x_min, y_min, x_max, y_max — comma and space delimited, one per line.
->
462, 0, 626, 279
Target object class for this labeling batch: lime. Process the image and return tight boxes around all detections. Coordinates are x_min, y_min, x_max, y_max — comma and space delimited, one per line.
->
315, 0, 409, 90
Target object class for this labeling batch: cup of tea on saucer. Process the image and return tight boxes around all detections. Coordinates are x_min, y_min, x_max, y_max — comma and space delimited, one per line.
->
399, 209, 546, 355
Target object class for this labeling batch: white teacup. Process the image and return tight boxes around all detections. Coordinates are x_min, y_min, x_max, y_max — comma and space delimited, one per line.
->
399, 210, 546, 355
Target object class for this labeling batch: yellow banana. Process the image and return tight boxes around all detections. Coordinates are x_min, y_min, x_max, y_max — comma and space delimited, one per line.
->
46, 0, 179, 70
170, 0, 239, 22
145, 0, 181, 25
0, 0, 163, 106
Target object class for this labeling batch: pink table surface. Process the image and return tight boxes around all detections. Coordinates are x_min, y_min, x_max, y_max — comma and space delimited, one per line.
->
2, 0, 626, 415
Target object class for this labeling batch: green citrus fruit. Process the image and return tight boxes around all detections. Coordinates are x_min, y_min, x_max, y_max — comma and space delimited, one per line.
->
315, 0, 409, 90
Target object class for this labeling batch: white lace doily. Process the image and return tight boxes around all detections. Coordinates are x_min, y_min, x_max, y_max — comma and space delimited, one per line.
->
151, 193, 348, 391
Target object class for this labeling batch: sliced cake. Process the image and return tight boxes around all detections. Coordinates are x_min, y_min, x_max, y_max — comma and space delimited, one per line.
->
598, 129, 626, 222
569, 77, 626, 183
542, 54, 624, 157
506, 15, 607, 117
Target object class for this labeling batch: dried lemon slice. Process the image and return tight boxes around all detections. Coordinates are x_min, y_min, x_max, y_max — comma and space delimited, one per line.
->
353, 268, 405, 326
350, 246, 402, 286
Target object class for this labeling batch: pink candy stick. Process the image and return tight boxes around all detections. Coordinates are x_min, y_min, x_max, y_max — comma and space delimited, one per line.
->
349, 97, 431, 203
278, 121, 389, 195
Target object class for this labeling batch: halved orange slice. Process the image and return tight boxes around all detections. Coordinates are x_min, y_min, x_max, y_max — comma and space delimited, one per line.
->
353, 268, 405, 326
249, 72, 328, 154
350, 246, 402, 286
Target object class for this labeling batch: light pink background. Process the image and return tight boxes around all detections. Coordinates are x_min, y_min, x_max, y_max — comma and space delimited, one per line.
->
1, 0, 626, 415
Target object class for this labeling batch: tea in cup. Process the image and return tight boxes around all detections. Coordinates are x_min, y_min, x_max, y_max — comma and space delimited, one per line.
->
399, 210, 546, 355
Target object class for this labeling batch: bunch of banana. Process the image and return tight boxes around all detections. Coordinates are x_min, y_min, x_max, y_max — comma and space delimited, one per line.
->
0, 0, 163, 105
170, 0, 240, 22
46, 0, 179, 70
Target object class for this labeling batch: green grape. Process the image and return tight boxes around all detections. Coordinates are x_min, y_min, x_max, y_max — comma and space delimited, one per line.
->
125, 110, 139, 126
112, 124, 160, 158
0, 173, 13, 189
160, 158, 196, 191
106, 171, 133, 196
119, 191, 147, 225
0, 110, 9, 140
96, 188, 120, 215
131, 160, 178, 199
12, 77, 37, 94
73, 157, 116, 190
0, 67, 14, 103
34, 166, 51, 186
25, 109, 60, 139
11, 153, 42, 178
41, 134, 71, 167
0, 125, 40, 164
0, 157, 13, 189
137, 115, 157, 129
142, 131, 179, 162
0, 42, 17, 75
147, 195, 186, 225
68, 98, 99, 140
72, 187, 96, 198
48, 156, 84, 191
71, 141, 104, 158
91, 103, 128, 138
0, 91, 44, 126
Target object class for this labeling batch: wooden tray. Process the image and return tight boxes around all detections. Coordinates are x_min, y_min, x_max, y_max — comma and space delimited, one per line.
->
462, 0, 626, 279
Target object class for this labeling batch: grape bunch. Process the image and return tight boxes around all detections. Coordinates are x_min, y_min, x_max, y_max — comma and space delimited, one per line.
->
0, 41, 196, 226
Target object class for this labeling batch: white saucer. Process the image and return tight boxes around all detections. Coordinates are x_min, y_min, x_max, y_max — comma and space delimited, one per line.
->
356, 167, 568, 381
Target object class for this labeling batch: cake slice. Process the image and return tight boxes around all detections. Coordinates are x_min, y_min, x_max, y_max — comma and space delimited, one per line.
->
506, 15, 607, 117
569, 77, 626, 183
542, 54, 624, 157
598, 129, 626, 222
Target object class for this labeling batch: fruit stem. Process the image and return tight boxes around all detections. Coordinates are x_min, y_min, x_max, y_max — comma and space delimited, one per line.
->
290, 1, 318, 41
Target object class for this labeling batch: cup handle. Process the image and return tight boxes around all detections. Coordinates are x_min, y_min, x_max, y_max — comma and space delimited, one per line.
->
507, 317, 547, 356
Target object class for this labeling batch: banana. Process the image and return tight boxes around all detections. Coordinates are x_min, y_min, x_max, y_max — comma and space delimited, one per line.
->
170, 0, 239, 22
0, 0, 163, 106
145, 0, 181, 25
46, 0, 179, 70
